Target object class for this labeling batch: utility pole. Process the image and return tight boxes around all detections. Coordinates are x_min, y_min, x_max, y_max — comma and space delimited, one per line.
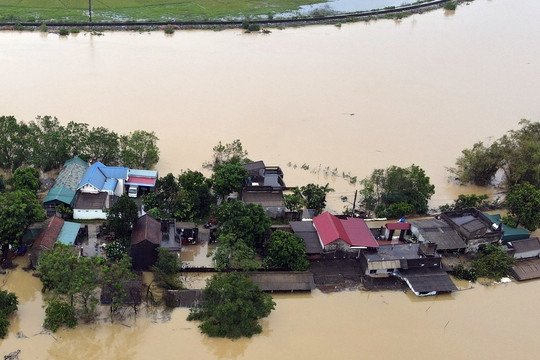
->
352, 190, 357, 217
89, 0, 93, 22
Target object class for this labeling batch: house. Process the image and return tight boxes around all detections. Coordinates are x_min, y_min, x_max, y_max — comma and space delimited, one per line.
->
241, 161, 286, 218
360, 243, 457, 296
290, 220, 323, 256
129, 214, 162, 270
409, 218, 467, 252
441, 208, 502, 252
28, 216, 80, 267
73, 161, 129, 220
312, 212, 379, 258
507, 237, 540, 260
511, 258, 540, 281
241, 190, 286, 219
43, 156, 88, 216
360, 243, 441, 276
484, 213, 531, 244
125, 169, 158, 198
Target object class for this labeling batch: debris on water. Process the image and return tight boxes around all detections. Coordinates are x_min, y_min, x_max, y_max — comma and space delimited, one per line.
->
4, 350, 21, 360
16, 332, 27, 338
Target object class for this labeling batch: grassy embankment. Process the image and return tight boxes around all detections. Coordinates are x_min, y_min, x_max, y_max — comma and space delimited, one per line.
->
0, 0, 326, 23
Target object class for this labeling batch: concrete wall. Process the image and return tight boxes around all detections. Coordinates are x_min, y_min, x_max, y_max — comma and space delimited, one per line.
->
74, 209, 107, 220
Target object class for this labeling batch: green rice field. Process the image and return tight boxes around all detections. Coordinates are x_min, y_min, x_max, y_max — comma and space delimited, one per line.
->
0, 0, 326, 23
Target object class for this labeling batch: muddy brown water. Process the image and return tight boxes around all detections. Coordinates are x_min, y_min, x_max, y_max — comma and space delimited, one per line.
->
1, 0, 540, 358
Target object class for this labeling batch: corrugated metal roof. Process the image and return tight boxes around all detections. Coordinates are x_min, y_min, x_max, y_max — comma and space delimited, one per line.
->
57, 221, 81, 245
101, 166, 128, 179
44, 156, 88, 205
290, 221, 323, 254
248, 272, 314, 292
510, 238, 540, 254
102, 178, 118, 192
401, 268, 457, 293
73, 192, 108, 209
126, 176, 156, 186
484, 213, 531, 243
313, 212, 379, 248
512, 258, 540, 281
78, 161, 107, 190
410, 218, 466, 251
43, 186, 76, 206
386, 222, 411, 230
128, 169, 158, 178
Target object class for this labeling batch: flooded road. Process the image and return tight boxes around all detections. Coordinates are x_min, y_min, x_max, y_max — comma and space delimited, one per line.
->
1, 0, 540, 358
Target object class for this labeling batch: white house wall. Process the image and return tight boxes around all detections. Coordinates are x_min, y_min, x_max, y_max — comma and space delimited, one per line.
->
73, 209, 107, 220
79, 184, 100, 194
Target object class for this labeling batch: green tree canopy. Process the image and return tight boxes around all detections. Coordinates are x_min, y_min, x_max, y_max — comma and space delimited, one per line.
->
8, 166, 40, 193
104, 194, 139, 245
215, 201, 271, 249
203, 139, 250, 170
360, 165, 435, 216
472, 244, 515, 281
0, 189, 45, 260
213, 233, 259, 272
504, 182, 540, 231
451, 120, 540, 188
264, 230, 309, 271
187, 272, 275, 339
211, 162, 248, 201
300, 183, 334, 215
0, 289, 18, 339
0, 115, 29, 173
86, 126, 120, 165
152, 247, 184, 290
120, 130, 160, 169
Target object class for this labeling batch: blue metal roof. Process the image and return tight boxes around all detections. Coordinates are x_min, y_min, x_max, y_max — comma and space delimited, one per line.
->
101, 167, 128, 179
78, 161, 107, 190
103, 178, 119, 192
57, 221, 81, 245
128, 169, 158, 178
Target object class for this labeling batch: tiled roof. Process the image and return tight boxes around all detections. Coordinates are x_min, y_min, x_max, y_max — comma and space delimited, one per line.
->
33, 216, 64, 249
131, 214, 162, 245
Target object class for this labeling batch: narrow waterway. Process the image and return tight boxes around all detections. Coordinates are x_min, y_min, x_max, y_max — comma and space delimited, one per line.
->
1, 0, 540, 358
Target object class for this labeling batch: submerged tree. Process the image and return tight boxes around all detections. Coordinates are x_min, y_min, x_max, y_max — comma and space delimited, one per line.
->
360, 165, 435, 217
299, 183, 334, 215
203, 139, 250, 170
0, 290, 18, 339
104, 194, 139, 245
187, 272, 275, 339
119, 130, 160, 169
504, 182, 540, 231
213, 233, 259, 272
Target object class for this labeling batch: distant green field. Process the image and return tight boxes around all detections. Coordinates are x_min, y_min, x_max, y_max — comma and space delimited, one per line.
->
0, 0, 326, 22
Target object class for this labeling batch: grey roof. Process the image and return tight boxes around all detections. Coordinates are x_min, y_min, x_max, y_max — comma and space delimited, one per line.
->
511, 238, 540, 255
248, 272, 315, 292
242, 191, 285, 207
363, 244, 434, 262
512, 258, 540, 281
410, 218, 466, 251
290, 221, 322, 254
243, 161, 265, 172
43, 156, 88, 205
73, 192, 108, 210
401, 267, 458, 293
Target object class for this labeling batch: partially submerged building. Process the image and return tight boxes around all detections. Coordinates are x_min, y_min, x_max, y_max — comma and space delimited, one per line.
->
242, 161, 286, 219
312, 212, 379, 258
360, 243, 457, 296
130, 214, 162, 270
410, 208, 503, 253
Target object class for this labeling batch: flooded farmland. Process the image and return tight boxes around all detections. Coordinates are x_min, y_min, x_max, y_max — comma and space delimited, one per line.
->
1, 0, 540, 358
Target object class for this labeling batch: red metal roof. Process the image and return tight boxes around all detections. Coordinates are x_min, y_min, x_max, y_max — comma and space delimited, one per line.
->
386, 222, 411, 230
126, 176, 156, 186
313, 212, 379, 248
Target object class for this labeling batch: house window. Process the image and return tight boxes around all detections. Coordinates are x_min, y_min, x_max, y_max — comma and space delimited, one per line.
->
369, 270, 377, 274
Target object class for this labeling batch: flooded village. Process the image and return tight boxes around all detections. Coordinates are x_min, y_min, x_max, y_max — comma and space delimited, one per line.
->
2, 0, 540, 358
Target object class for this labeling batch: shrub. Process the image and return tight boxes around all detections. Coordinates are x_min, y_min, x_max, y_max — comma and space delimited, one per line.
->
163, 25, 175, 34
105, 241, 127, 261
39, 22, 48, 32
14, 23, 24, 31
472, 244, 515, 281
59, 28, 69, 36
247, 23, 260, 32
452, 263, 477, 282
69, 27, 80, 34
44, 300, 77, 332
443, 2, 457, 11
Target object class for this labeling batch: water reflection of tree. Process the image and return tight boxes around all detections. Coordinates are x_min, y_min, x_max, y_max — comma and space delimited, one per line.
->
47, 322, 143, 359
201, 335, 251, 359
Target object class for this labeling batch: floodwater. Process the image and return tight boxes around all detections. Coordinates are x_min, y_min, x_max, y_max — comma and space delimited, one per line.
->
1, 0, 540, 358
